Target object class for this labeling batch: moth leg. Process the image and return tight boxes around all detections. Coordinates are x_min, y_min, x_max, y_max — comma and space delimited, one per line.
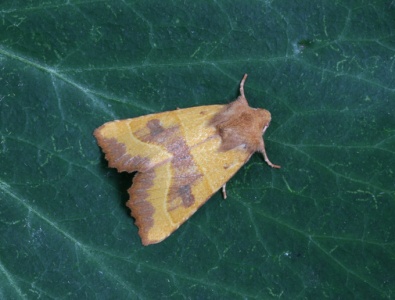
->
222, 183, 227, 199
261, 125, 281, 168
262, 151, 281, 168
239, 74, 248, 98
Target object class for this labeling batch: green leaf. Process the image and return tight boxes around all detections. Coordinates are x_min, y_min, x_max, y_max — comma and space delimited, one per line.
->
1, 1, 394, 299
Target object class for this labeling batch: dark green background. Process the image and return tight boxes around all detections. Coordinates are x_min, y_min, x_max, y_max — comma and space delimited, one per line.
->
1, 1, 394, 299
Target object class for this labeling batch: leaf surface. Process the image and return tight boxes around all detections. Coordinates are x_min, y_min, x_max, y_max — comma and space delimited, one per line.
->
0, 1, 394, 299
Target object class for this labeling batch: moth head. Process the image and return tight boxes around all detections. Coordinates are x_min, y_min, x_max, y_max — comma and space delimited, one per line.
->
255, 108, 272, 134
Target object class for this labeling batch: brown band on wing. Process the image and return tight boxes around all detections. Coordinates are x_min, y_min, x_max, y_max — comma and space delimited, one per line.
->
94, 133, 152, 173
127, 170, 156, 245
135, 119, 202, 209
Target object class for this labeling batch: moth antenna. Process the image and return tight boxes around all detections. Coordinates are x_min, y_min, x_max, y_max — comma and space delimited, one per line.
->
240, 74, 248, 98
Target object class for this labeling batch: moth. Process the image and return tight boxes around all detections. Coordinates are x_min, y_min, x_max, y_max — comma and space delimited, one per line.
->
94, 74, 280, 245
